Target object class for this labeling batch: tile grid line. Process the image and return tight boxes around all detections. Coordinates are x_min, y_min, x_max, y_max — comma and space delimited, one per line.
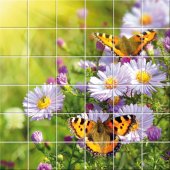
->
113, 0, 115, 169
0, 27, 170, 30
56, 0, 58, 170
142, 1, 144, 169
1, 141, 170, 144
84, 0, 87, 169
27, 0, 30, 169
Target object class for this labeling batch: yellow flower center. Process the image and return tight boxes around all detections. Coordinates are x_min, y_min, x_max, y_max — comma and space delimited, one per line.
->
105, 77, 118, 89
140, 14, 153, 25
37, 96, 51, 109
136, 71, 151, 84
131, 120, 139, 131
108, 96, 120, 106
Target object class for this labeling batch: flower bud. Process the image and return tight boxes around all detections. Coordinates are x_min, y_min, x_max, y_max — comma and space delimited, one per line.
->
31, 131, 43, 143
146, 126, 161, 141
37, 162, 52, 170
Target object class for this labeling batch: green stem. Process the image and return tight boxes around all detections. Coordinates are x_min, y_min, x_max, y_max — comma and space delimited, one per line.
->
67, 143, 76, 170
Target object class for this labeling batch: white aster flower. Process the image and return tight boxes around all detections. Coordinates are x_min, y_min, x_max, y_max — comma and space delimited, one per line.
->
23, 85, 65, 120
116, 104, 154, 142
88, 62, 131, 101
121, 0, 169, 37
124, 58, 166, 95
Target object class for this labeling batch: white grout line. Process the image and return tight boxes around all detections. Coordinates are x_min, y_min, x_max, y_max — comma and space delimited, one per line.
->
84, 0, 87, 169
27, 0, 30, 169
56, 0, 58, 169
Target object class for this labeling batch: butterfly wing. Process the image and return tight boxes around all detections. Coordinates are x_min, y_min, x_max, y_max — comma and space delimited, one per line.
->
93, 32, 113, 50
104, 115, 137, 136
68, 117, 96, 139
68, 117, 121, 156
129, 29, 157, 56
86, 135, 121, 156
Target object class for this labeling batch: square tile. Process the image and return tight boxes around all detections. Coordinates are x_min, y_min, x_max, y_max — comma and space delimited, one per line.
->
151, 114, 170, 141
114, 143, 142, 169
0, 0, 27, 27
29, 57, 56, 85
114, 0, 138, 28
29, 143, 56, 169
0, 29, 27, 56
86, 1, 113, 28
143, 143, 170, 170
29, 0, 56, 28
29, 116, 56, 142
0, 86, 27, 113
57, 0, 85, 28
0, 113, 27, 141
57, 29, 84, 56
29, 29, 56, 56
0, 143, 28, 169
57, 143, 85, 169
86, 29, 113, 56
59, 85, 85, 113
0, 57, 28, 84
57, 57, 85, 85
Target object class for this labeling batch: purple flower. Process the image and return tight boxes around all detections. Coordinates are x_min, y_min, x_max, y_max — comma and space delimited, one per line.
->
163, 36, 170, 52
57, 38, 66, 48
76, 8, 88, 19
64, 136, 73, 142
0, 160, 15, 168
58, 65, 68, 74
165, 29, 170, 37
161, 150, 170, 160
74, 82, 86, 92
146, 126, 162, 141
120, 57, 131, 64
96, 41, 105, 51
37, 162, 52, 170
77, 138, 85, 148
31, 131, 43, 143
56, 73, 68, 85
56, 57, 64, 67
98, 65, 106, 72
46, 77, 56, 85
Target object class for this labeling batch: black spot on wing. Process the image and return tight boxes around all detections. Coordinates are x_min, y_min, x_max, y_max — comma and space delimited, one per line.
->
87, 121, 90, 126
115, 117, 122, 123
80, 119, 85, 125
114, 127, 118, 132
123, 115, 129, 121
74, 118, 78, 123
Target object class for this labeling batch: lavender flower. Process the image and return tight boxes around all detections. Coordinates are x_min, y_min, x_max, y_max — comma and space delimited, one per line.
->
56, 57, 64, 67
78, 60, 96, 69
146, 126, 162, 141
88, 62, 131, 101
64, 136, 73, 142
46, 77, 56, 85
23, 85, 65, 120
124, 58, 166, 96
121, 0, 169, 37
163, 36, 170, 52
56, 73, 68, 85
57, 38, 66, 49
58, 65, 68, 74
96, 41, 105, 51
37, 162, 52, 170
31, 131, 43, 143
